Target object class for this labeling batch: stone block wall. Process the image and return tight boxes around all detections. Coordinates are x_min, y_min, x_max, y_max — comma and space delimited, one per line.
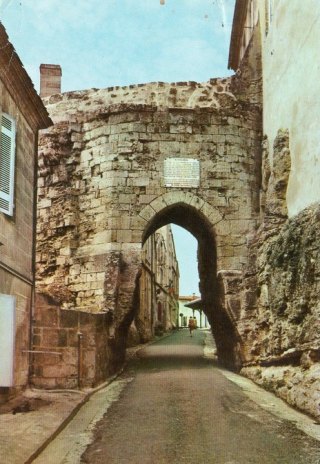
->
34, 75, 262, 387
31, 294, 118, 389
36, 82, 261, 311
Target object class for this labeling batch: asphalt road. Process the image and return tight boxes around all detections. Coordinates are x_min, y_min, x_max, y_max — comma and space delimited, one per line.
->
80, 330, 320, 464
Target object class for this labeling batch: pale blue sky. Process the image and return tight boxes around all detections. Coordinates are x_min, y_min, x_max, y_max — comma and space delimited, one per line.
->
1, 0, 235, 295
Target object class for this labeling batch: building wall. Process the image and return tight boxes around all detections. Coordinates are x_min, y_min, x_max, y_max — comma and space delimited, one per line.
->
0, 23, 51, 399
231, 0, 320, 217
261, 0, 320, 216
153, 225, 179, 331
229, 0, 320, 420
0, 82, 36, 280
0, 82, 37, 397
134, 225, 179, 344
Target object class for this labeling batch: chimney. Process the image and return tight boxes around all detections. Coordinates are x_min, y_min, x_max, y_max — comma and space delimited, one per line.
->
39, 64, 62, 98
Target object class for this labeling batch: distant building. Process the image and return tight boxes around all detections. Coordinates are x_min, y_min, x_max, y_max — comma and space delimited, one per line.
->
0, 24, 51, 400
178, 295, 209, 329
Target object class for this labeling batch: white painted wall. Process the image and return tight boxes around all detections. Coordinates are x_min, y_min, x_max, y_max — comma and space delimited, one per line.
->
0, 294, 15, 386
260, 0, 320, 216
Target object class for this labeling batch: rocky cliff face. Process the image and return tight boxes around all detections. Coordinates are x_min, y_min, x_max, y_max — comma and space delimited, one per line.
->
242, 204, 320, 420
239, 130, 320, 420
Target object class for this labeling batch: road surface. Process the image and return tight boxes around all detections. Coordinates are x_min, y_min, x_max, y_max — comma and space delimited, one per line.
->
33, 330, 320, 463
79, 329, 320, 464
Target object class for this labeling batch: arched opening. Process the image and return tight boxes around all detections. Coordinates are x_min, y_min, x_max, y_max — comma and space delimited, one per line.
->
129, 202, 242, 371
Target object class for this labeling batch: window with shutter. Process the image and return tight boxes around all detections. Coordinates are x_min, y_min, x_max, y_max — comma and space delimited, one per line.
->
0, 113, 16, 216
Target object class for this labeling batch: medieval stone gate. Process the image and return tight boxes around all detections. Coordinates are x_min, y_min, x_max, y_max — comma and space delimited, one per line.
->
32, 64, 262, 389
26, 8, 320, 424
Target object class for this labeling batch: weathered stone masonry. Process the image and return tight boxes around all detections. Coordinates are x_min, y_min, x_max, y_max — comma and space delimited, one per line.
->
239, 130, 320, 420
33, 77, 262, 388
227, 12, 320, 420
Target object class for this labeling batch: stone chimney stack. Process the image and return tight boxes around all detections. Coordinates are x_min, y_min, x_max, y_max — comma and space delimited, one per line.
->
39, 64, 62, 98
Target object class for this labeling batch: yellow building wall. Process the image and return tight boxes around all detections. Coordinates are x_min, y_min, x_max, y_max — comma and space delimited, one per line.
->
0, 81, 36, 279
137, 225, 179, 342
0, 79, 36, 392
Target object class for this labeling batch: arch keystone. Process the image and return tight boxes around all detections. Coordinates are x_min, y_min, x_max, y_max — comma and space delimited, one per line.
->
159, 191, 188, 206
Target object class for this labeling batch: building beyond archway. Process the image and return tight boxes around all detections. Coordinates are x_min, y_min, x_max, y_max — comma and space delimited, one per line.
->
133, 224, 180, 344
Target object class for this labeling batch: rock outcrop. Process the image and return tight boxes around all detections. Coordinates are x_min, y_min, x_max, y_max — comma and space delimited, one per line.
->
239, 130, 320, 420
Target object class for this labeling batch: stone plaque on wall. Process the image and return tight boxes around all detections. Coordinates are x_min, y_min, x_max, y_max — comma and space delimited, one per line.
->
163, 158, 200, 188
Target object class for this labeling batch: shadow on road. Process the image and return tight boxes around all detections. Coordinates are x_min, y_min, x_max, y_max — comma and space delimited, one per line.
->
132, 329, 216, 372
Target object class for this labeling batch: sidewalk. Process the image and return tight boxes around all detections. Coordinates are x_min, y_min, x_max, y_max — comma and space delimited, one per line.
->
0, 341, 150, 464
0, 386, 96, 464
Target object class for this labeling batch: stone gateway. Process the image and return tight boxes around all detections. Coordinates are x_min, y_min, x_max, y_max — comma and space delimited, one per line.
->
33, 69, 262, 388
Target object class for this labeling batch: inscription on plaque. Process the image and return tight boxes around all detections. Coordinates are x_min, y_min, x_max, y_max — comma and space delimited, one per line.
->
163, 158, 200, 188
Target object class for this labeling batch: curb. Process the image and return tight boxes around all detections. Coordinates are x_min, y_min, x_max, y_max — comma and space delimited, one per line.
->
25, 368, 125, 464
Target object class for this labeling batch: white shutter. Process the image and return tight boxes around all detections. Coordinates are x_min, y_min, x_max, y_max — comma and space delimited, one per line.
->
0, 294, 16, 387
0, 113, 16, 216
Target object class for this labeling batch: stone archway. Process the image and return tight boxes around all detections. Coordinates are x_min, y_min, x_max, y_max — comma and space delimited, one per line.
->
138, 197, 243, 370
138, 192, 223, 234
33, 189, 249, 388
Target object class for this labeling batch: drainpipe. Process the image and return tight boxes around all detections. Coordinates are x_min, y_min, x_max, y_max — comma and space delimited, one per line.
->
150, 236, 155, 332
28, 131, 39, 385
77, 331, 83, 389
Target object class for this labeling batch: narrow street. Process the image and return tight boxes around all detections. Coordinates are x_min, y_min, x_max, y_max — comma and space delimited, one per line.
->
34, 330, 320, 464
